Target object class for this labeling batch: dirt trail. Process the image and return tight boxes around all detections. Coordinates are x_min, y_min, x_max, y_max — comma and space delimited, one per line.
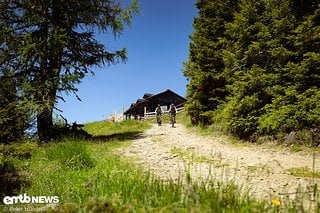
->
118, 123, 320, 202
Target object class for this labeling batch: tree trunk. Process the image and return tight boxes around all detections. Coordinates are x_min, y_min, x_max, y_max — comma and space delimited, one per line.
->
36, 78, 59, 141
36, 1, 62, 141
37, 106, 54, 141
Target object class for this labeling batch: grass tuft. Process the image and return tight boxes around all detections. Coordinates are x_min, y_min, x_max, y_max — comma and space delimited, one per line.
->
287, 167, 320, 179
45, 141, 96, 170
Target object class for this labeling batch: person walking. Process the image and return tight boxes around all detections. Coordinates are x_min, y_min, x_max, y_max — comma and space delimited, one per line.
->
168, 103, 177, 127
155, 104, 162, 126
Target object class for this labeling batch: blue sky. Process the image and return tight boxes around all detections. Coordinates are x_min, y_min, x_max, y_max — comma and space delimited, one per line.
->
57, 0, 197, 123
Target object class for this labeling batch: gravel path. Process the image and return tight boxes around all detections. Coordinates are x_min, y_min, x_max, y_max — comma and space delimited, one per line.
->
118, 123, 320, 203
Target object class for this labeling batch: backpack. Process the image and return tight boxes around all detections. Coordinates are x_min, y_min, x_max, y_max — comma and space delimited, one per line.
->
170, 106, 176, 114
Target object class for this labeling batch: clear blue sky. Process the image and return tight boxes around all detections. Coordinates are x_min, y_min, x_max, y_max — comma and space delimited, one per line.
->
57, 0, 197, 123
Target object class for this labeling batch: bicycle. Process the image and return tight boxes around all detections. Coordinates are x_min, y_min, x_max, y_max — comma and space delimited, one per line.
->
170, 113, 176, 128
156, 114, 162, 126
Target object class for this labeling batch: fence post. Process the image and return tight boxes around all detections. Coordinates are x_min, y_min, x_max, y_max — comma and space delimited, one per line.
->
144, 106, 147, 119
122, 106, 124, 121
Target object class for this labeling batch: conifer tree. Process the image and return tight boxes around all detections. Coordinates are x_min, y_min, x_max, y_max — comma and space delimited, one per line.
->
0, 16, 31, 143
0, 72, 30, 143
1, 0, 138, 140
183, 0, 238, 125
259, 1, 320, 136
219, 0, 282, 138
185, 0, 320, 142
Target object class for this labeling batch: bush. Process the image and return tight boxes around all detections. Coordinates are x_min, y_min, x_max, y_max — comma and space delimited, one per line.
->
212, 95, 261, 140
277, 129, 320, 146
259, 87, 320, 144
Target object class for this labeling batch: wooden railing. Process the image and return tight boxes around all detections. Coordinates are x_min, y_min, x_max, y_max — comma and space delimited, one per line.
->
144, 107, 184, 119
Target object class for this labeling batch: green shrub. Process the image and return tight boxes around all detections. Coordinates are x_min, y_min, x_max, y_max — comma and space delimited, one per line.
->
259, 87, 320, 145
277, 129, 320, 146
212, 95, 261, 140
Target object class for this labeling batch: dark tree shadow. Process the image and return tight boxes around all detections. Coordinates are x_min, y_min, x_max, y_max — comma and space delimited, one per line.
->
50, 123, 146, 142
49, 123, 92, 141
90, 131, 146, 142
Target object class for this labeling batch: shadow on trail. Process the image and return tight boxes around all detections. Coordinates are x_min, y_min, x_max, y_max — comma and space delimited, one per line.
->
51, 126, 146, 142
90, 131, 146, 142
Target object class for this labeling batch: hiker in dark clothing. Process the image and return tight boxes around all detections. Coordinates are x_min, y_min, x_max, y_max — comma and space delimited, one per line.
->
168, 103, 177, 127
155, 104, 162, 126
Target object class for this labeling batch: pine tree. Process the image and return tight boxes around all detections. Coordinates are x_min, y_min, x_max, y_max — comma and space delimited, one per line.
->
259, 1, 320, 137
214, 0, 276, 139
0, 72, 30, 143
0, 15, 31, 143
185, 0, 320, 142
183, 0, 238, 125
1, 0, 139, 140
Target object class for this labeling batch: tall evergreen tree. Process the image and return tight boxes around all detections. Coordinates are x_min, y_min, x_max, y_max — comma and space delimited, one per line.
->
218, 0, 281, 139
259, 0, 320, 136
1, 0, 138, 140
183, 0, 238, 125
0, 72, 30, 143
185, 0, 320, 142
0, 14, 31, 143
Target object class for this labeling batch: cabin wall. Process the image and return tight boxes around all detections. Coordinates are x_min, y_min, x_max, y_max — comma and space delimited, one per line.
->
124, 90, 186, 119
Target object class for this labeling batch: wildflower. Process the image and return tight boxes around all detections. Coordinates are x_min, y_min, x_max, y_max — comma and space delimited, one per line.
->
272, 198, 281, 206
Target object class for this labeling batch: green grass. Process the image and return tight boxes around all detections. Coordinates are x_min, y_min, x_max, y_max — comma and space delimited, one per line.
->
170, 146, 229, 168
20, 139, 272, 212
1, 119, 318, 212
287, 167, 320, 179
45, 141, 96, 170
83, 119, 150, 137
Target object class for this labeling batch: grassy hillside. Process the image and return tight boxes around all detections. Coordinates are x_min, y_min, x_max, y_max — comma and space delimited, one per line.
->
84, 119, 151, 137
0, 119, 308, 212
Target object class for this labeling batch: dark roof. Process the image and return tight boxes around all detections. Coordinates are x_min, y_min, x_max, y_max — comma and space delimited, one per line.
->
143, 93, 153, 99
136, 98, 146, 103
145, 89, 186, 101
124, 89, 186, 115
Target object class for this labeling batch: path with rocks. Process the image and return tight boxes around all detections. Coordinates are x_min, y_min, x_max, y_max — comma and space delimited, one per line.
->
118, 123, 320, 203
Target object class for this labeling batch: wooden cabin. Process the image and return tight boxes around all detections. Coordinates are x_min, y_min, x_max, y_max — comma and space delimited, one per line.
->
124, 89, 187, 119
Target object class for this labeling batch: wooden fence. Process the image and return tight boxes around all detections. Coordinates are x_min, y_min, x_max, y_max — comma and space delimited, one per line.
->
108, 107, 125, 122
144, 107, 185, 119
